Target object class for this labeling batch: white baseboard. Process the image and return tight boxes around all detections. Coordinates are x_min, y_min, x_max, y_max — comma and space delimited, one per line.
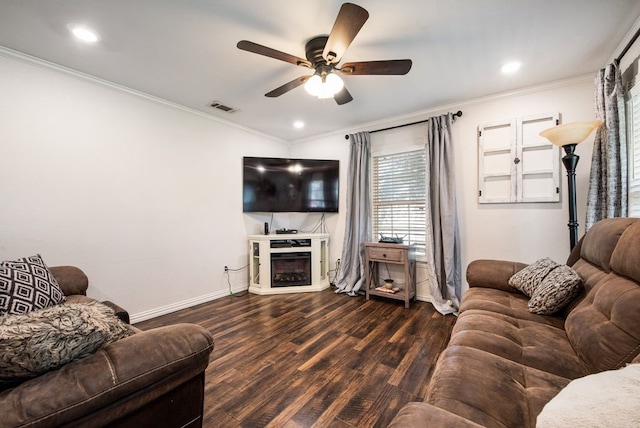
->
130, 286, 248, 324
131, 289, 434, 324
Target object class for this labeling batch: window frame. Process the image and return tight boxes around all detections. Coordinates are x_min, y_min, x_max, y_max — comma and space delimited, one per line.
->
626, 77, 640, 217
371, 148, 427, 249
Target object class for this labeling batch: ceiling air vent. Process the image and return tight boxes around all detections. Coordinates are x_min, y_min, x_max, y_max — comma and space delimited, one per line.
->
209, 101, 236, 113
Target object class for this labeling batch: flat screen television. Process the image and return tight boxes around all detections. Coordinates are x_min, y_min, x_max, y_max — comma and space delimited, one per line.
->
243, 157, 339, 213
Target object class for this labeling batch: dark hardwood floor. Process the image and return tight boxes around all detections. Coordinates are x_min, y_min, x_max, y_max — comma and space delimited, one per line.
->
135, 288, 456, 427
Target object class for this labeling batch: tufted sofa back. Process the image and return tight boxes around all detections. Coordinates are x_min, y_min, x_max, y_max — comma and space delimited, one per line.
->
565, 218, 640, 374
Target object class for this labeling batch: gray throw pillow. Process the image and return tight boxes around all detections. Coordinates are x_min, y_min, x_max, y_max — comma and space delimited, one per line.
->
508, 257, 559, 297
528, 264, 582, 315
0, 301, 133, 383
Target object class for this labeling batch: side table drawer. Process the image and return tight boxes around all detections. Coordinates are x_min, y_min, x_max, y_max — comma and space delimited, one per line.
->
367, 247, 405, 263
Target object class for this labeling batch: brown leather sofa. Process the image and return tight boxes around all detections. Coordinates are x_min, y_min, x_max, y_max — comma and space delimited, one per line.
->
389, 217, 640, 427
0, 266, 214, 427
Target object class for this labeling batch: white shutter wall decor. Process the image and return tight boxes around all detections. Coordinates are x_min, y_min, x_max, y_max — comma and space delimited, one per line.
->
478, 112, 560, 203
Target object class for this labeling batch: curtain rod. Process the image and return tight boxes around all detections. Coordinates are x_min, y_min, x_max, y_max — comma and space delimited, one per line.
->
616, 25, 640, 64
344, 110, 462, 139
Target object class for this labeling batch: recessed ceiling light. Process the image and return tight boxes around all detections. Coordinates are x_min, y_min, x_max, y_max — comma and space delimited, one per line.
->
68, 24, 100, 43
501, 61, 521, 74
293, 121, 305, 129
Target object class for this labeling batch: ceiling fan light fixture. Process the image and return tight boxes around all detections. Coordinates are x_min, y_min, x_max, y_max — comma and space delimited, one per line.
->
304, 74, 323, 96
304, 73, 344, 99
323, 73, 344, 97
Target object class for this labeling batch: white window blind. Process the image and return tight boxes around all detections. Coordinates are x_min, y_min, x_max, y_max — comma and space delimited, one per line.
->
372, 150, 426, 246
628, 85, 640, 217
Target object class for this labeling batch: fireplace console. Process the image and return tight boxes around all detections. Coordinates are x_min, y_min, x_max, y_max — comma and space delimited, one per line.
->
248, 233, 330, 295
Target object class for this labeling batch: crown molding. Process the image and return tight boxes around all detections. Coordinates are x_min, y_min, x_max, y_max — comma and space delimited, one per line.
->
0, 45, 285, 144
293, 73, 595, 144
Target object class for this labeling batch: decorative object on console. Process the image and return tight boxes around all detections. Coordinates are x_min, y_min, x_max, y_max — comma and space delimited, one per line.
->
0, 254, 66, 316
378, 234, 404, 244
276, 228, 298, 234
540, 120, 602, 249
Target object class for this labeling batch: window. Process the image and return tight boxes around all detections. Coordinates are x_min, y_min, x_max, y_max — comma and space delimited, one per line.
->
372, 150, 426, 247
627, 82, 640, 217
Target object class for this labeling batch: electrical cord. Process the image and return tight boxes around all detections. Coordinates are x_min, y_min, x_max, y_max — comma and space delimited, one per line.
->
225, 264, 249, 297
328, 258, 341, 285
300, 213, 326, 234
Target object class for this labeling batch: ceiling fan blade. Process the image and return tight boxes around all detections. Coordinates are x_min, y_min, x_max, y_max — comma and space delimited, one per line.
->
340, 60, 413, 75
322, 3, 369, 64
334, 86, 353, 105
237, 40, 312, 68
265, 75, 312, 98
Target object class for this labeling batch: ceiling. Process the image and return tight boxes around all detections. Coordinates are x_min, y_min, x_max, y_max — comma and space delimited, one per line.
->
1, 1, 639, 142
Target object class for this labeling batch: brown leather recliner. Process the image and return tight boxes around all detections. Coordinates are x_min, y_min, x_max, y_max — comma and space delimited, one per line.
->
389, 217, 640, 427
0, 266, 214, 428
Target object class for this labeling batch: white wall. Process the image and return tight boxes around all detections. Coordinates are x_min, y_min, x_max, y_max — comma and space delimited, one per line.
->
0, 49, 600, 319
292, 76, 598, 301
0, 53, 290, 321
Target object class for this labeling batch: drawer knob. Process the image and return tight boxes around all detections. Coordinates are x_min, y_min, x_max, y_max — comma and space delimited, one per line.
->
383, 253, 387, 257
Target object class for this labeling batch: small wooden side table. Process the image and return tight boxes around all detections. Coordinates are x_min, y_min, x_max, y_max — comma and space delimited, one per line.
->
364, 242, 416, 308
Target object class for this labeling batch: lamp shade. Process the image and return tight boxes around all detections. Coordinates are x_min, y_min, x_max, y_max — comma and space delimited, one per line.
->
539, 120, 602, 146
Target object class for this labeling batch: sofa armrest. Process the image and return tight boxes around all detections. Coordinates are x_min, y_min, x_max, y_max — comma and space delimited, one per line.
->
466, 259, 528, 292
389, 402, 485, 427
0, 323, 213, 427
102, 300, 130, 324
49, 266, 89, 296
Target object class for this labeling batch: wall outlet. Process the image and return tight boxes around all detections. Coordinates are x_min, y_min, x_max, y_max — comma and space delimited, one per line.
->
224, 266, 229, 272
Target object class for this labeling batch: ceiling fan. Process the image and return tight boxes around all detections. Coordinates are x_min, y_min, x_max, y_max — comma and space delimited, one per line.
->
237, 2, 412, 105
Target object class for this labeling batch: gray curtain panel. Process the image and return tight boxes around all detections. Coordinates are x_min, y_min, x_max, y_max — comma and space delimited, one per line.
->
423, 114, 461, 315
334, 132, 372, 296
586, 63, 627, 230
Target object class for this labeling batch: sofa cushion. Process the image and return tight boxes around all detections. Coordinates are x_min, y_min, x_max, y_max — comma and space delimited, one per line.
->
565, 219, 640, 374
426, 345, 571, 428
565, 271, 640, 373
0, 301, 133, 383
610, 220, 640, 283
450, 302, 588, 379
580, 217, 636, 273
536, 364, 640, 427
459, 287, 565, 329
528, 264, 582, 315
508, 258, 559, 297
0, 254, 66, 316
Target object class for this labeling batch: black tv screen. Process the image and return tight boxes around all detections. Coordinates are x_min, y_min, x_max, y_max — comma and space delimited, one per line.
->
243, 157, 339, 213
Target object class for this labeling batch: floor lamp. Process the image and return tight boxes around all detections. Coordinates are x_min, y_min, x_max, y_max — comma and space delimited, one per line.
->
540, 121, 602, 250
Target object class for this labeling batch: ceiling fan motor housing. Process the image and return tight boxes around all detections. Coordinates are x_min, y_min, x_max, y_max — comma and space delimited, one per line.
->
306, 36, 332, 73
